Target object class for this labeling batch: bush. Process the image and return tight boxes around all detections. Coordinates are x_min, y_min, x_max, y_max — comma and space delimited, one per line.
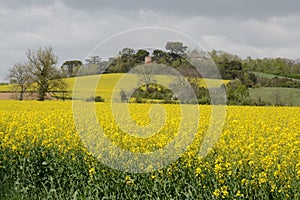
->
86, 96, 104, 102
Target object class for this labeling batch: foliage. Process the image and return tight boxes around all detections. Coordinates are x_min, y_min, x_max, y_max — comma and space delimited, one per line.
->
106, 44, 200, 78
257, 76, 300, 88
79, 56, 108, 75
249, 87, 300, 106
242, 56, 300, 79
107, 48, 144, 73
226, 80, 249, 105
85, 56, 103, 65
86, 96, 105, 102
0, 101, 299, 199
218, 59, 243, 80
26, 47, 67, 101
61, 60, 82, 77
165, 41, 187, 56
131, 83, 173, 101
119, 89, 129, 102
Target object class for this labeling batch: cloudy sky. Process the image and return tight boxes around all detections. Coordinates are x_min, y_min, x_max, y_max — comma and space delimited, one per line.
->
1, 0, 300, 81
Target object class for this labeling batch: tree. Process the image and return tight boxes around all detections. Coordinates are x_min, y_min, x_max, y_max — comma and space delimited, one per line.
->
119, 89, 129, 102
85, 56, 102, 65
27, 47, 66, 101
82, 56, 107, 75
218, 59, 243, 80
119, 48, 135, 57
61, 60, 82, 77
152, 49, 167, 62
165, 42, 187, 56
7, 62, 32, 100
272, 90, 282, 106
226, 80, 249, 104
134, 64, 157, 92
134, 49, 149, 63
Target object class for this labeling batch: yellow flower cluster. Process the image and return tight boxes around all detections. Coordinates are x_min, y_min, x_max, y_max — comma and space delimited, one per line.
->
0, 101, 299, 198
0, 101, 88, 160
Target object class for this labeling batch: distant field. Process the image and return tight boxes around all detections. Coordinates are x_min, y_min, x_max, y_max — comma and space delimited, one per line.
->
249, 87, 300, 106
0, 73, 228, 101
68, 73, 228, 101
252, 72, 300, 80
0, 84, 10, 92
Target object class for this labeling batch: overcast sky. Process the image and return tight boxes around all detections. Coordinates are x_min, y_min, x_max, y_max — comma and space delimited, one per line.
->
1, 0, 300, 82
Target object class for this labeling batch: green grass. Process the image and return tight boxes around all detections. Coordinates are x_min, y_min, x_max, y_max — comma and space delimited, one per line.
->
252, 72, 300, 80
249, 87, 300, 106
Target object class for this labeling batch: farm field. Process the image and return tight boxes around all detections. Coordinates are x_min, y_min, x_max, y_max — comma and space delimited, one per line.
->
249, 87, 300, 106
252, 71, 300, 80
0, 85, 10, 92
0, 101, 299, 199
0, 73, 228, 101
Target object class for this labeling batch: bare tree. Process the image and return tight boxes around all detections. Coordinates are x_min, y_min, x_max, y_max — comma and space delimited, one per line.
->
7, 62, 32, 100
27, 47, 66, 101
187, 48, 220, 79
136, 64, 157, 92
287, 93, 293, 106
272, 90, 282, 106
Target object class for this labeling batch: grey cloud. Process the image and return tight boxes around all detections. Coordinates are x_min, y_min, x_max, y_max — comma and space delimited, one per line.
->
0, 0, 300, 82
0, 0, 54, 10
61, 0, 300, 19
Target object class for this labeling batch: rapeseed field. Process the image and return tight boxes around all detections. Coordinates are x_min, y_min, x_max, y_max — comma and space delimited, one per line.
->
0, 101, 299, 199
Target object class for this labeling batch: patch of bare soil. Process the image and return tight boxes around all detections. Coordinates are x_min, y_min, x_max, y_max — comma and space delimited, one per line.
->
0, 93, 14, 100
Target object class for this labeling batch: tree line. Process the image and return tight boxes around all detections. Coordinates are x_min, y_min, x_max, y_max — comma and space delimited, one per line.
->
7, 47, 67, 101
6, 42, 300, 104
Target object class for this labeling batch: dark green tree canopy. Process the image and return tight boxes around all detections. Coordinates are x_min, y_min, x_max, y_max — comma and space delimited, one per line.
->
61, 60, 82, 77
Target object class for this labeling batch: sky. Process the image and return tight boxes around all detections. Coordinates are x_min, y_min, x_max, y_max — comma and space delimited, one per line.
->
0, 0, 300, 82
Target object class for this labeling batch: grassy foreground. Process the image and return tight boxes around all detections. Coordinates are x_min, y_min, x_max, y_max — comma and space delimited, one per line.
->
0, 101, 299, 199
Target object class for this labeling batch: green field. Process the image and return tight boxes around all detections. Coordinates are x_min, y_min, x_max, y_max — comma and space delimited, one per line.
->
252, 71, 300, 80
249, 87, 300, 106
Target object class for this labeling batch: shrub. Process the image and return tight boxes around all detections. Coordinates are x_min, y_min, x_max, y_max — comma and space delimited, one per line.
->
86, 96, 104, 102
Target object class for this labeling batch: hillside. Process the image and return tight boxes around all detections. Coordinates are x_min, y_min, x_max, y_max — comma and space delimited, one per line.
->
249, 87, 300, 106
3, 73, 300, 105
0, 84, 10, 92
67, 73, 228, 102
252, 72, 300, 81
0, 73, 228, 102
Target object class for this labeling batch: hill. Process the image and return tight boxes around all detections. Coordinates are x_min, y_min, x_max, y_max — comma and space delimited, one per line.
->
249, 87, 300, 106
252, 72, 300, 81
0, 84, 10, 92
67, 73, 228, 102
0, 73, 228, 102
